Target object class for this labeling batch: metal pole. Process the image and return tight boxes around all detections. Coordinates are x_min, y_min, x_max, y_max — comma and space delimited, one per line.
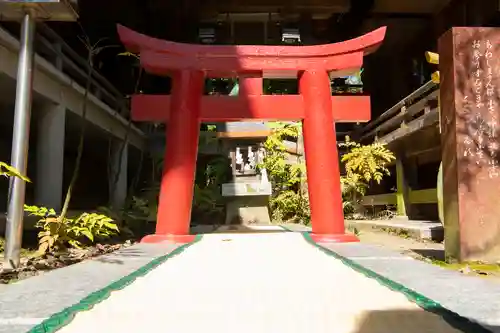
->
4, 12, 36, 269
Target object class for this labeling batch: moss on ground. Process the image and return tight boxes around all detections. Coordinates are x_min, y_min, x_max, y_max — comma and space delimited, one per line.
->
430, 259, 500, 272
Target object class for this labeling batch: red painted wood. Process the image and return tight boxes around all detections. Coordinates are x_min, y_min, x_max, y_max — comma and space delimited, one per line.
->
117, 24, 386, 58
310, 233, 360, 243
156, 70, 204, 238
131, 95, 371, 122
140, 50, 363, 76
300, 70, 356, 241
141, 234, 196, 244
239, 75, 263, 95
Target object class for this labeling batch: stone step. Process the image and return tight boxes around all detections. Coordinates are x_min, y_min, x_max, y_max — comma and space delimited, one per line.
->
346, 218, 444, 242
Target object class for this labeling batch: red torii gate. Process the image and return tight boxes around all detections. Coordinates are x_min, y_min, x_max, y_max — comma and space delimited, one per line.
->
117, 25, 386, 243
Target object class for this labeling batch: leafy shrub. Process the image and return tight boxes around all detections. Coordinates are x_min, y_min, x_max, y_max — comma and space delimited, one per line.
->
340, 139, 395, 183
270, 190, 310, 225
260, 122, 308, 224
261, 124, 396, 223
125, 153, 228, 226
340, 139, 395, 214
24, 205, 119, 254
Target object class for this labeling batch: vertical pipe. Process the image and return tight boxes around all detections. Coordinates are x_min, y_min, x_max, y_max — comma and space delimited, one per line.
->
4, 12, 36, 269
143, 70, 204, 243
300, 70, 358, 243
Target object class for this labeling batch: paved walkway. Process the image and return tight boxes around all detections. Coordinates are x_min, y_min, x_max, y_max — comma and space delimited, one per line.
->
29, 226, 483, 333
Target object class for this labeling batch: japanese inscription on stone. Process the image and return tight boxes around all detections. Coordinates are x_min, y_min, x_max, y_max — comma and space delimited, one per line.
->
462, 37, 499, 178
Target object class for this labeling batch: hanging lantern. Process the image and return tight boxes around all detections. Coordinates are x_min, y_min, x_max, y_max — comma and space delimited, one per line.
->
281, 27, 301, 44
198, 27, 216, 44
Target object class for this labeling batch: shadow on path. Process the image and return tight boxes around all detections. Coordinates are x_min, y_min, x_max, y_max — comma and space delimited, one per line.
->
354, 308, 497, 333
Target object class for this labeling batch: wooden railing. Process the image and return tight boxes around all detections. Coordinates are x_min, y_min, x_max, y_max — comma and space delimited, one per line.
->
0, 22, 127, 116
361, 188, 438, 206
356, 80, 439, 144
36, 23, 128, 116
353, 76, 442, 217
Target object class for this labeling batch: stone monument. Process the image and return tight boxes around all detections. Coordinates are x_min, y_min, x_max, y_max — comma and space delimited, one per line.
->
439, 27, 500, 262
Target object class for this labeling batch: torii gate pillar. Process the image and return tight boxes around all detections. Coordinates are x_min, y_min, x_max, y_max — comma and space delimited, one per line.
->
144, 71, 204, 243
300, 70, 355, 241
118, 25, 386, 243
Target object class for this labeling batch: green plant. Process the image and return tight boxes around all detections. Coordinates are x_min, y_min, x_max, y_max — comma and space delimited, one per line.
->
340, 139, 395, 183
193, 185, 223, 214
191, 155, 228, 221
59, 36, 111, 222
25, 205, 119, 254
340, 138, 395, 215
270, 190, 310, 224
0, 162, 28, 255
0, 161, 30, 182
260, 122, 308, 224
261, 126, 395, 222
341, 172, 367, 215
122, 152, 228, 227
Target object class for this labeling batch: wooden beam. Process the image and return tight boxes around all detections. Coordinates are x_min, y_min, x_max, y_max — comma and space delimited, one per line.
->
357, 80, 437, 138
378, 108, 439, 144
141, 50, 364, 77
409, 188, 437, 204
362, 89, 439, 139
361, 193, 397, 206
425, 51, 439, 65
131, 95, 371, 122
361, 188, 437, 206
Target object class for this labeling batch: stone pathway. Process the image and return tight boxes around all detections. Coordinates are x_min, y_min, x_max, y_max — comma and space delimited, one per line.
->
31, 227, 482, 333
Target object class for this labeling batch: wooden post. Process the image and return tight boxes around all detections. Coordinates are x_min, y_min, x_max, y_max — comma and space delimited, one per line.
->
425, 51, 444, 226
395, 156, 409, 218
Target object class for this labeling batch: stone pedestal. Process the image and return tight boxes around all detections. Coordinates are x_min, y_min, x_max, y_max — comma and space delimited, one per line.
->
439, 27, 500, 262
225, 196, 271, 225
222, 180, 271, 225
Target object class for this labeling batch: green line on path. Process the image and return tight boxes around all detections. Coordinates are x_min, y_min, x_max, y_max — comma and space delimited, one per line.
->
26, 235, 203, 333
301, 232, 492, 333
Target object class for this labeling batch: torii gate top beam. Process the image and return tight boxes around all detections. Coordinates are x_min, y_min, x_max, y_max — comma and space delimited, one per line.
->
118, 24, 386, 58
117, 25, 386, 78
